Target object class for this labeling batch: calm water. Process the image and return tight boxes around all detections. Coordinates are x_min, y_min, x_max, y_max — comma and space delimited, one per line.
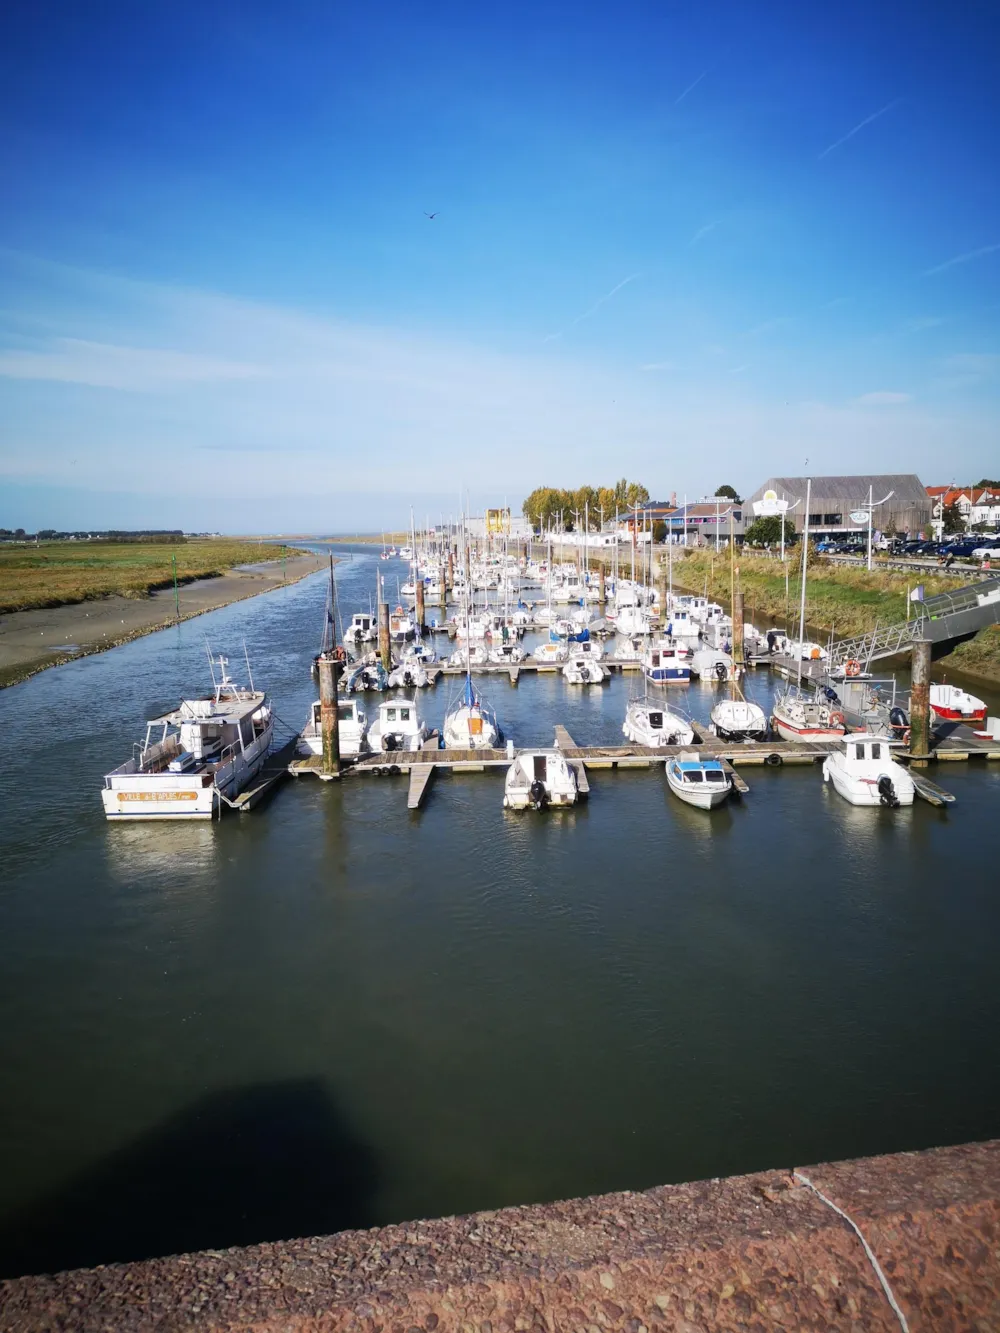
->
2, 542, 999, 1278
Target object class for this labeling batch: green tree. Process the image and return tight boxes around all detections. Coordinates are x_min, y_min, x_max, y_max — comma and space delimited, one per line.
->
941, 501, 966, 535
652, 519, 667, 543
973, 479, 1000, 488
743, 515, 793, 546
715, 484, 742, 502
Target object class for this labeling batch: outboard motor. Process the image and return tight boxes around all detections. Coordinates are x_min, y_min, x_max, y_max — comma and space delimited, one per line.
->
889, 706, 909, 740
877, 775, 900, 808
529, 778, 547, 810
403, 669, 414, 686
383, 733, 399, 753
714, 660, 728, 681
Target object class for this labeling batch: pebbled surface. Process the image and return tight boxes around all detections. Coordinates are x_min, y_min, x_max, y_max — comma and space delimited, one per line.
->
2, 1140, 999, 1332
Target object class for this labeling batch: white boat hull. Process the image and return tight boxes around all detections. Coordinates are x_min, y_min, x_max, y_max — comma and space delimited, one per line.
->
664, 766, 730, 809
822, 755, 915, 806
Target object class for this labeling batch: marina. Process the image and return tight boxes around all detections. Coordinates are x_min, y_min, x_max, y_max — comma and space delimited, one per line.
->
2, 538, 1000, 1280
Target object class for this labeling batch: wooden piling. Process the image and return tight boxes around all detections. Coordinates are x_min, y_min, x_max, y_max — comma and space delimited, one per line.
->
379, 602, 391, 673
318, 654, 341, 777
416, 577, 426, 633
909, 633, 932, 765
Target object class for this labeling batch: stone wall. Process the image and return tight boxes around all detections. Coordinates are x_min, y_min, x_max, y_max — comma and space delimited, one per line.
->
3, 1140, 999, 1331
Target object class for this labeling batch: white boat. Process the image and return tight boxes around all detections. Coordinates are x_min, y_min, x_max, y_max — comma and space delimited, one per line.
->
613, 635, 645, 662
785, 639, 828, 662
690, 648, 736, 682
930, 683, 987, 723
710, 698, 768, 742
367, 697, 430, 752
574, 637, 604, 661
822, 734, 915, 807
533, 641, 569, 664
388, 661, 429, 688
101, 653, 272, 821
488, 642, 525, 665
503, 749, 579, 809
664, 752, 732, 810
345, 612, 376, 644
402, 641, 437, 666
614, 604, 653, 636
643, 640, 691, 685
662, 607, 701, 643
448, 642, 489, 668
342, 655, 389, 692
296, 698, 369, 759
443, 675, 504, 750
771, 688, 846, 742
623, 699, 694, 747
388, 605, 415, 640
563, 656, 607, 684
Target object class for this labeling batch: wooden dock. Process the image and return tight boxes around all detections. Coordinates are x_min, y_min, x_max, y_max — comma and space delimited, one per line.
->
223, 738, 298, 812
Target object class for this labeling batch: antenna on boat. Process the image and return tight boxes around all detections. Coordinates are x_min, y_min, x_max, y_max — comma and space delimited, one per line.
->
206, 641, 218, 693
243, 638, 255, 691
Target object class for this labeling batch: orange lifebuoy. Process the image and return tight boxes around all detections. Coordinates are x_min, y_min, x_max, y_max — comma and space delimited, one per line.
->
829, 711, 846, 729
845, 659, 861, 677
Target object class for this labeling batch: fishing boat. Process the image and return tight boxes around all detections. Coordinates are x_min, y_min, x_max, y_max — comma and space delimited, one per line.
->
443, 675, 503, 749
367, 698, 430, 752
296, 698, 369, 759
710, 698, 768, 742
562, 656, 607, 684
929, 683, 987, 723
822, 734, 915, 807
101, 651, 272, 820
388, 605, 415, 641
643, 639, 691, 685
664, 752, 732, 810
345, 612, 376, 644
623, 698, 694, 747
503, 749, 579, 809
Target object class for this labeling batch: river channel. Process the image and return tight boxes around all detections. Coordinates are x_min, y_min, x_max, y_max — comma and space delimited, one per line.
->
1, 541, 999, 1278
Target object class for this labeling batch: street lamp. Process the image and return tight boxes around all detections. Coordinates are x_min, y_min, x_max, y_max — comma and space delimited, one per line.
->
859, 485, 894, 571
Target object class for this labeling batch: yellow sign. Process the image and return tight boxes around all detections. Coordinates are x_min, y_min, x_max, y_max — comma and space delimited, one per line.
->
485, 507, 510, 535
118, 790, 199, 802
763, 489, 778, 502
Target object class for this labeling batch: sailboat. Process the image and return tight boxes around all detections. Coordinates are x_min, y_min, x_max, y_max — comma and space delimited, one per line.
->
771, 478, 846, 742
443, 525, 504, 749
709, 523, 768, 741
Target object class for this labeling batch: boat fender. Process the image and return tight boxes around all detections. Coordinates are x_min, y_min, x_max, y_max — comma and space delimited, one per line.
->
845, 659, 862, 677
765, 752, 783, 767
829, 711, 846, 729
714, 660, 728, 681
390, 764, 401, 775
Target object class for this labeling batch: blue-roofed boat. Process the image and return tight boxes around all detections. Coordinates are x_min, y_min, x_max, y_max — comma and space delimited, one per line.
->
665, 751, 732, 810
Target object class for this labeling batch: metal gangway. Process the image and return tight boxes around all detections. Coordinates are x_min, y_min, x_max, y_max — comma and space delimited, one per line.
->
828, 575, 1000, 669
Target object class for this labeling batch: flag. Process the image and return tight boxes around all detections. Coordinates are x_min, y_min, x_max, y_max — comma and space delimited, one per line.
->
909, 584, 925, 602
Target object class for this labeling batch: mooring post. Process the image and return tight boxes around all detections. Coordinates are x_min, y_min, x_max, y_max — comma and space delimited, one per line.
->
318, 655, 341, 776
379, 601, 392, 673
732, 591, 744, 667
415, 576, 426, 632
909, 632, 932, 764
599, 560, 606, 607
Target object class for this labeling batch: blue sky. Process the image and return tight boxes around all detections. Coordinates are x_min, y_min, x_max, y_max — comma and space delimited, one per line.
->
1, 0, 998, 532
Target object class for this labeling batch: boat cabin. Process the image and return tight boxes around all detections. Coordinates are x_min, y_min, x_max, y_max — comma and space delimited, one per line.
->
378, 701, 422, 738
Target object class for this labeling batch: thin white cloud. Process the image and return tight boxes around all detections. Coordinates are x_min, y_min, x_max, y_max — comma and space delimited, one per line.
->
0, 338, 263, 390
689, 221, 719, 247
639, 361, 675, 372
674, 70, 707, 105
922, 242, 1000, 278
569, 273, 641, 328
855, 391, 911, 405
728, 364, 748, 374
817, 99, 901, 160
903, 316, 947, 332
746, 317, 794, 337
939, 353, 1000, 384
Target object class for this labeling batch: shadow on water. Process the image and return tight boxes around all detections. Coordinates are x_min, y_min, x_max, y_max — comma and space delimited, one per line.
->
0, 1078, 377, 1279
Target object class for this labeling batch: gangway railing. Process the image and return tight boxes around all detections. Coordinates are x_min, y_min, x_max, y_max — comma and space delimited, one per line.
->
828, 575, 1000, 668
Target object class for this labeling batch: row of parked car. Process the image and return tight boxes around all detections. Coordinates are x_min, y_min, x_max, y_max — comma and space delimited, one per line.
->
814, 535, 1000, 560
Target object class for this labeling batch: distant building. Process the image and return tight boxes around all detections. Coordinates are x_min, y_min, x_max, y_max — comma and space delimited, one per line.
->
465, 510, 532, 539
744, 475, 931, 538
926, 486, 1000, 534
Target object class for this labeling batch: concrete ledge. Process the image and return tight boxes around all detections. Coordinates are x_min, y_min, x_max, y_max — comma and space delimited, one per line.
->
3, 1140, 1000, 1331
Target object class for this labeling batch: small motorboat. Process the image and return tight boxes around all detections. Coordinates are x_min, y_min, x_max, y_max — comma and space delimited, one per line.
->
388, 661, 429, 689
503, 749, 579, 809
664, 752, 732, 810
710, 698, 768, 742
822, 734, 915, 807
771, 687, 845, 741
488, 642, 525, 665
342, 656, 389, 693
367, 698, 430, 752
448, 642, 488, 668
296, 698, 369, 759
388, 606, 415, 641
533, 641, 569, 664
930, 683, 987, 723
345, 612, 376, 644
690, 648, 736, 682
643, 640, 691, 685
623, 699, 694, 747
563, 656, 607, 684
613, 635, 645, 662
402, 641, 437, 666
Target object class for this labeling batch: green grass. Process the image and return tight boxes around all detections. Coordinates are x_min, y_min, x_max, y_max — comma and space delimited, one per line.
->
0, 539, 292, 614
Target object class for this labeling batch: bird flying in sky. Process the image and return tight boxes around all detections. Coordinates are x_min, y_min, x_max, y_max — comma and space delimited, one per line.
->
424, 211, 439, 220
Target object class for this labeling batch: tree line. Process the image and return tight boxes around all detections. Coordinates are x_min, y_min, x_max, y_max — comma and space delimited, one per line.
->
522, 479, 650, 531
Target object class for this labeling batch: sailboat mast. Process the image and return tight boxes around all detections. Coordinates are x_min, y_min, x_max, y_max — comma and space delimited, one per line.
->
796, 477, 812, 689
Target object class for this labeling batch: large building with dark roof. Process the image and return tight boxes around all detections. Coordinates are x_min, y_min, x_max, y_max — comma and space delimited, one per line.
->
744, 474, 932, 538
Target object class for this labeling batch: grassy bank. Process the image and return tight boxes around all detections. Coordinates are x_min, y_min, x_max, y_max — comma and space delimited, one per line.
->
669, 548, 969, 639
0, 539, 291, 614
946, 625, 1000, 686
